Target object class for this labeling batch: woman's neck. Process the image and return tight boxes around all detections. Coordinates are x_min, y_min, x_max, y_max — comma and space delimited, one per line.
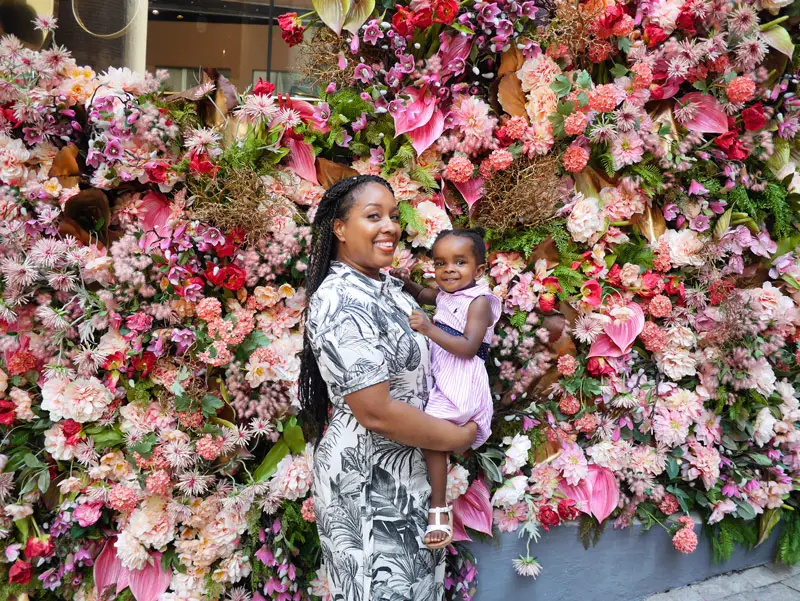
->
335, 256, 381, 280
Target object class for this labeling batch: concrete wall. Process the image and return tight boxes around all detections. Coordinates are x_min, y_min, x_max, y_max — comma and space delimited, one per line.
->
466, 520, 780, 601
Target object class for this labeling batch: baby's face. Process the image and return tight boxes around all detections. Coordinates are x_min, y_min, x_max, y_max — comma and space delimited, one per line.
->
432, 236, 483, 293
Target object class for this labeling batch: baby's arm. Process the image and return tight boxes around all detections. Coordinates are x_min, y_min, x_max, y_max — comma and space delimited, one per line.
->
410, 296, 492, 358
390, 268, 439, 306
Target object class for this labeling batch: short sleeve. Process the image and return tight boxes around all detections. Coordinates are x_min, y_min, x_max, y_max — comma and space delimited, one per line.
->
308, 303, 389, 399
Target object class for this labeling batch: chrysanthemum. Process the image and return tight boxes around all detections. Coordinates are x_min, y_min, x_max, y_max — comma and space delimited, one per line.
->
587, 119, 617, 144
571, 313, 604, 343
728, 4, 758, 35
248, 417, 275, 438
235, 94, 279, 126
614, 103, 640, 132
271, 108, 302, 129
36, 305, 69, 330
735, 36, 767, 71
162, 439, 196, 470
184, 127, 222, 157
226, 586, 252, 601
176, 471, 215, 496
673, 100, 700, 125
33, 15, 58, 33
666, 56, 691, 81
512, 556, 543, 578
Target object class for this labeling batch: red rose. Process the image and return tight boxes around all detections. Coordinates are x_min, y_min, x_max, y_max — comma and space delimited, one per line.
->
215, 236, 236, 259
639, 272, 664, 298
742, 103, 766, 132
61, 420, 82, 446
411, 6, 433, 30
538, 506, 561, 531
0, 400, 16, 426
9, 560, 32, 584
433, 0, 458, 24
644, 24, 667, 48
587, 357, 615, 376
144, 161, 169, 184
222, 264, 247, 291
557, 498, 580, 521
189, 153, 219, 177
392, 6, 415, 37
253, 77, 276, 97
539, 294, 556, 313
205, 264, 227, 287
24, 536, 55, 560
277, 12, 305, 47
675, 10, 696, 34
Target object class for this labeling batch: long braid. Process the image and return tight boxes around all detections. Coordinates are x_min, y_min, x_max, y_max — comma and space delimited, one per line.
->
299, 175, 394, 443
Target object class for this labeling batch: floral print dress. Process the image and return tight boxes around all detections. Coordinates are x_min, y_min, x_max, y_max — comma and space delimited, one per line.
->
306, 261, 445, 601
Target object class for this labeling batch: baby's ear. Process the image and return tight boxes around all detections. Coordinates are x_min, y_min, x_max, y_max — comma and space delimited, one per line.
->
474, 263, 487, 280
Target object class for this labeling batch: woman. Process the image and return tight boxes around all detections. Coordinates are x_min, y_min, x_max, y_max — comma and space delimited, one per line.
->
299, 175, 478, 601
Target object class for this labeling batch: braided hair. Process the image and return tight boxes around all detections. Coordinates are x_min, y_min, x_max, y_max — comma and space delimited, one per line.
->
432, 227, 488, 264
299, 174, 394, 443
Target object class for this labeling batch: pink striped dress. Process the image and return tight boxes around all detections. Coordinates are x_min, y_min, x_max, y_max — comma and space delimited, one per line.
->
425, 282, 501, 448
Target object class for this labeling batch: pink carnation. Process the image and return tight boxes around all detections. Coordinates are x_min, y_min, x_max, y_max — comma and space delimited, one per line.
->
301, 497, 316, 522
505, 116, 528, 140
444, 155, 475, 183
640, 321, 667, 352
107, 485, 139, 514
659, 494, 679, 515
672, 526, 698, 554
726, 77, 756, 104
559, 395, 580, 415
564, 112, 587, 136
145, 470, 172, 496
196, 435, 223, 461
488, 149, 513, 171
196, 297, 223, 321
648, 295, 673, 318
557, 355, 578, 376
73, 502, 103, 527
588, 84, 619, 113
563, 145, 590, 173
631, 63, 653, 89
575, 413, 598, 434
125, 312, 153, 332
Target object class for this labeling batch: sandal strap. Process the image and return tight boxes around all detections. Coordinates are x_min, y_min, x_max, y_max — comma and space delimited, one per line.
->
428, 505, 453, 516
425, 523, 452, 536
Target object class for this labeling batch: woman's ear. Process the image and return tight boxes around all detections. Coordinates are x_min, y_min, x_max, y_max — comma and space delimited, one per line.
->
333, 218, 346, 243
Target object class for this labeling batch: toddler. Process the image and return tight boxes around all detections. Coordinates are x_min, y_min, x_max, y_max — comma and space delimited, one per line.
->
394, 228, 501, 549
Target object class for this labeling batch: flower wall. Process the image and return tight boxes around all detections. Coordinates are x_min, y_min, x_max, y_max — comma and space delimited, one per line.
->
0, 2, 799, 600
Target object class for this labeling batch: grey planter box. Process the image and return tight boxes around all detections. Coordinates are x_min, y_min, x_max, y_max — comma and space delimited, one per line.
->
467, 519, 780, 601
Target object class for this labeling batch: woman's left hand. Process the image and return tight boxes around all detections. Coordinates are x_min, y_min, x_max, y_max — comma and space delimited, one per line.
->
409, 309, 433, 335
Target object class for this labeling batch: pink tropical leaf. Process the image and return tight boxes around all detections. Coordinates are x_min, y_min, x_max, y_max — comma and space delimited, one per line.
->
392, 87, 436, 137
407, 108, 445, 156
602, 303, 644, 355
677, 93, 729, 134
128, 553, 171, 601
139, 191, 171, 250
659, 81, 681, 99
558, 479, 591, 516
587, 333, 625, 358
452, 479, 493, 542
438, 31, 472, 66
587, 465, 620, 523
453, 177, 485, 208
285, 138, 319, 185
94, 538, 131, 598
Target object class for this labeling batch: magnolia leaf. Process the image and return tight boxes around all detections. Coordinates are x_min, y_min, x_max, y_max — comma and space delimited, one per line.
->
497, 45, 525, 77
283, 424, 306, 455
343, 0, 375, 34
315, 157, 359, 189
761, 25, 795, 59
757, 508, 782, 547
48, 144, 81, 188
736, 500, 757, 521
714, 208, 732, 240
532, 439, 561, 465
497, 73, 526, 118
313, 0, 351, 35
253, 439, 290, 482
631, 205, 667, 243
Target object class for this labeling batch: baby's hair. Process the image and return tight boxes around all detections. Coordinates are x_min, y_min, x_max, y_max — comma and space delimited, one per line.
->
432, 227, 487, 264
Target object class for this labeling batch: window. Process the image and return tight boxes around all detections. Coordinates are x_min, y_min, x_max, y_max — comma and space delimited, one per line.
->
158, 67, 232, 93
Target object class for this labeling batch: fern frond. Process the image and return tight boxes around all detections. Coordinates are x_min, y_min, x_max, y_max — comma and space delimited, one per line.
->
409, 166, 439, 191
398, 201, 423, 233
599, 153, 617, 178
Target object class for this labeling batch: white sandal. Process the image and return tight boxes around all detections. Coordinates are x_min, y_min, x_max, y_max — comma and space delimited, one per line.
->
424, 505, 454, 549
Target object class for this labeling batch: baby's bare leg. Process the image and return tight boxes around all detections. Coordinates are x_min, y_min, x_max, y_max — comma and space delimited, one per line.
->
423, 448, 449, 544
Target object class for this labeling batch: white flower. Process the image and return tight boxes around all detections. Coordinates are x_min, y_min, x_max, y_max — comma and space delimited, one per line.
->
271, 443, 313, 501
44, 423, 75, 461
128, 496, 176, 550
753, 407, 777, 446
212, 552, 251, 584
310, 565, 332, 601
4, 503, 33, 520
659, 229, 705, 268
40, 376, 112, 423
406, 200, 451, 249
491, 475, 528, 508
8, 388, 34, 421
512, 556, 543, 579
666, 326, 696, 349
567, 195, 604, 244
446, 464, 470, 503
656, 348, 697, 380
115, 530, 150, 570
502, 434, 532, 474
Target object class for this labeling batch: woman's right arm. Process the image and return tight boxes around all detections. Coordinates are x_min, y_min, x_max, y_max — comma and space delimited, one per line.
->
344, 382, 476, 453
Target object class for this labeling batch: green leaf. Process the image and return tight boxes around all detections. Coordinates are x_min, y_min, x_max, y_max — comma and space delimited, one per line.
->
23, 453, 44, 469
617, 37, 632, 53
283, 424, 306, 455
577, 92, 589, 108
736, 500, 757, 521
782, 275, 800, 290
666, 456, 679, 479
235, 330, 271, 360
342, 0, 375, 34
714, 208, 732, 240
692, 80, 708, 91
757, 508, 782, 547
451, 23, 475, 35
550, 75, 572, 98
312, 0, 351, 35
575, 70, 593, 90
201, 394, 224, 418
130, 433, 158, 458
610, 63, 628, 78
557, 101, 576, 116
477, 450, 503, 483
749, 453, 773, 466
761, 25, 795, 58
253, 439, 290, 482
89, 427, 124, 448
37, 470, 50, 494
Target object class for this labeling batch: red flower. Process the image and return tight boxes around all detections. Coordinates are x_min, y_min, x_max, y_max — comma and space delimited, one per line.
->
709, 280, 734, 306
189, 153, 219, 177
587, 356, 615, 376
538, 506, 561, 531
639, 272, 665, 298
433, 0, 458, 24
581, 279, 602, 306
132, 351, 156, 376
715, 130, 749, 160
664, 276, 685, 299
102, 351, 125, 371
0, 400, 15, 426
61, 420, 83, 446
644, 24, 667, 48
557, 498, 580, 521
9, 560, 32, 584
253, 78, 276, 97
742, 103, 766, 132
205, 264, 227, 287
215, 235, 236, 259
277, 12, 306, 47
392, 6, 416, 37
144, 161, 169, 184
176, 276, 206, 298
24, 536, 55, 559
411, 6, 433, 29
675, 9, 696, 34
539, 294, 556, 313
222, 264, 247, 291
607, 264, 622, 287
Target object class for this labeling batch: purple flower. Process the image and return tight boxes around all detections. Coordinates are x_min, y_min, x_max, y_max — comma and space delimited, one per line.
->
167, 265, 190, 285
201, 226, 225, 247
147, 335, 166, 357
688, 179, 708, 195
385, 66, 404, 88
353, 63, 374, 84
690, 215, 710, 232
352, 113, 368, 132
521, 1, 538, 17
171, 329, 195, 354
39, 567, 63, 591
182, 280, 204, 302
325, 82, 337, 94
750, 231, 777, 258
479, 3, 500, 24
709, 200, 726, 214
397, 53, 415, 74
73, 547, 94, 568
363, 20, 384, 45
312, 102, 330, 125
104, 138, 123, 160
337, 131, 353, 148
370, 147, 385, 165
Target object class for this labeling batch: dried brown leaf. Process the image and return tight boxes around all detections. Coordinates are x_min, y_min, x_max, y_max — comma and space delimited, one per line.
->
497, 73, 527, 118
61, 188, 111, 247
48, 144, 81, 188
631, 205, 667, 243
316, 158, 359, 189
497, 46, 525, 78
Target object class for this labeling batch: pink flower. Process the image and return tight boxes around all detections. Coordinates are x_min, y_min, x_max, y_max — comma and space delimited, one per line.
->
490, 252, 526, 286
563, 144, 590, 173
196, 297, 222, 321
125, 312, 153, 332
648, 295, 672, 318
493, 501, 528, 533
73, 502, 103, 527
659, 494, 679, 515
301, 497, 316, 522
145, 470, 171, 496
557, 355, 578, 377
588, 84, 619, 113
196, 435, 223, 461
444, 155, 474, 183
559, 395, 580, 415
672, 526, 697, 554
107, 485, 139, 514
610, 132, 644, 167
553, 443, 588, 486
564, 112, 587, 136
726, 76, 756, 104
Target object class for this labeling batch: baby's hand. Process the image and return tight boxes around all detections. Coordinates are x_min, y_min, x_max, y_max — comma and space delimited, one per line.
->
409, 310, 433, 335
389, 268, 411, 283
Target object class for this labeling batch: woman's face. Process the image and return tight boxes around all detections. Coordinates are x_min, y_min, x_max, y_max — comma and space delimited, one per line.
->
333, 183, 401, 278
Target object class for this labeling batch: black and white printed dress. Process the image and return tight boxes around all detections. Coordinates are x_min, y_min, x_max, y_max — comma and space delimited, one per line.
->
306, 261, 445, 601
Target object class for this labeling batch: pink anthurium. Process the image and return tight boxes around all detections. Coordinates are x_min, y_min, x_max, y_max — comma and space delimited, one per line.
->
128, 552, 172, 601
407, 108, 445, 156
453, 177, 485, 208
676, 93, 729, 134
588, 303, 644, 358
139, 191, 171, 250
285, 137, 319, 185
558, 465, 620, 523
452, 479, 493, 542
392, 87, 437, 138
94, 537, 131, 598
